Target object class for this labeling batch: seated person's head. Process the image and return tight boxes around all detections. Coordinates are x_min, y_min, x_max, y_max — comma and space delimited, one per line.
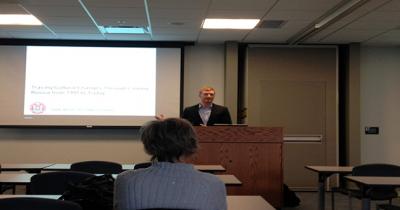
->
140, 118, 198, 162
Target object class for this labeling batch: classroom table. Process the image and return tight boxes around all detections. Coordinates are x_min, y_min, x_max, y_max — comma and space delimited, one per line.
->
43, 163, 135, 171
0, 173, 241, 186
44, 163, 226, 173
0, 164, 54, 173
305, 165, 353, 210
0, 195, 274, 210
345, 176, 400, 210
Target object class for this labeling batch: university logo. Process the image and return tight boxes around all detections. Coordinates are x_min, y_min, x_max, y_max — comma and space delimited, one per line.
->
30, 102, 46, 114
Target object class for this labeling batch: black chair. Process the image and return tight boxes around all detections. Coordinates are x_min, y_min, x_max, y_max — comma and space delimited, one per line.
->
138, 208, 195, 210
0, 164, 15, 194
134, 162, 152, 170
332, 163, 400, 210
29, 171, 95, 194
71, 161, 123, 174
0, 197, 82, 210
377, 204, 400, 210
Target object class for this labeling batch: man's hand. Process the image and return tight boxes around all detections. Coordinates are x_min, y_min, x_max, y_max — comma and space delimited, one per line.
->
155, 114, 165, 121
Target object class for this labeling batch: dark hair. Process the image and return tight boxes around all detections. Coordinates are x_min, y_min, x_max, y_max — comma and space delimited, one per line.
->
140, 118, 198, 162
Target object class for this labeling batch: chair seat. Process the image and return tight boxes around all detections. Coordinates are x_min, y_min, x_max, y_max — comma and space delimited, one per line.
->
348, 188, 398, 200
377, 204, 400, 210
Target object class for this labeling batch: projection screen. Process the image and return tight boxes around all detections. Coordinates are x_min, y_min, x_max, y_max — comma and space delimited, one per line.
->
0, 45, 182, 127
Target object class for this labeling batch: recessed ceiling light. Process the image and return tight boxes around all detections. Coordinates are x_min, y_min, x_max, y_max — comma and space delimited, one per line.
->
0, 14, 42, 25
202, 18, 260, 29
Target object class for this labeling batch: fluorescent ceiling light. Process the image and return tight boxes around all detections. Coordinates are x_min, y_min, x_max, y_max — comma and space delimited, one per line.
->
315, 0, 362, 28
99, 26, 148, 34
203, 18, 260, 29
0, 14, 42, 25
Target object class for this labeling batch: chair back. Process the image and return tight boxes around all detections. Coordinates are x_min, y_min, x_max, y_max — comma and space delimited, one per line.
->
138, 209, 193, 210
0, 197, 82, 210
71, 161, 123, 174
134, 162, 152, 170
352, 163, 400, 177
30, 171, 95, 194
352, 163, 400, 200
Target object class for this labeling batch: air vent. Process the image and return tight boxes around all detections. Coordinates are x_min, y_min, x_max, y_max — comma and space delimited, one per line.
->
258, 20, 286, 29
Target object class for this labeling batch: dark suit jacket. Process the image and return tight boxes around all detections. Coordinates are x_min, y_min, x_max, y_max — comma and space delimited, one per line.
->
182, 103, 232, 126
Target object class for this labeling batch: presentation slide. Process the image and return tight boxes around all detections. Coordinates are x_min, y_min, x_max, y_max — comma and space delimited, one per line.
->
0, 45, 181, 127
24, 46, 156, 116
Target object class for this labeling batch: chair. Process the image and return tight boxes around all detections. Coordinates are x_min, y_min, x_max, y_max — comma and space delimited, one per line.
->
0, 197, 82, 210
377, 204, 400, 210
138, 208, 194, 210
71, 161, 123, 174
29, 171, 95, 194
0, 164, 15, 194
134, 162, 152, 170
331, 163, 400, 210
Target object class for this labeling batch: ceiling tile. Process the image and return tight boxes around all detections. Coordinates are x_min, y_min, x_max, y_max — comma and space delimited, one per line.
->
319, 29, 386, 43
150, 8, 206, 19
152, 34, 198, 41
345, 20, 399, 30
22, 5, 87, 17
50, 25, 100, 34
206, 9, 266, 19
358, 11, 400, 22
0, 25, 48, 32
19, 0, 78, 6
8, 32, 55, 39
89, 7, 146, 19
148, 0, 209, 9
39, 17, 94, 26
264, 10, 322, 21
210, 0, 275, 10
56, 33, 104, 40
83, 0, 144, 8
365, 29, 400, 45
377, 0, 400, 11
198, 29, 248, 42
0, 3, 27, 13
152, 26, 200, 35
273, 0, 343, 11
151, 18, 202, 28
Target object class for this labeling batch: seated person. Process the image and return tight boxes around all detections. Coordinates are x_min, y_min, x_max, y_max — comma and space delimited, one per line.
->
114, 118, 227, 210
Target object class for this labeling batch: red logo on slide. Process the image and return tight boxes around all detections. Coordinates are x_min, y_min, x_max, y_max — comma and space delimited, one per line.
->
30, 102, 46, 114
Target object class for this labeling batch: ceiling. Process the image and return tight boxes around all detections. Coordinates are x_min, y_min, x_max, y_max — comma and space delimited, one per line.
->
0, 0, 399, 45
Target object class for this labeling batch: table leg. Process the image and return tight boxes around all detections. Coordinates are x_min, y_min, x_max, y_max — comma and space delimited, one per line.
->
318, 174, 327, 210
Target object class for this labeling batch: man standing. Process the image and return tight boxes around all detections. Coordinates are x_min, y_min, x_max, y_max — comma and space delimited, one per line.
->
182, 86, 232, 126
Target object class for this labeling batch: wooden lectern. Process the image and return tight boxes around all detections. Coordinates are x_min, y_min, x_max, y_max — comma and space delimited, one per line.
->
190, 126, 283, 208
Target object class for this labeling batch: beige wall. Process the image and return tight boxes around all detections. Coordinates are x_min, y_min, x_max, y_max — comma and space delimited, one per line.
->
184, 44, 225, 107
0, 44, 226, 164
0, 128, 146, 163
360, 46, 400, 164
